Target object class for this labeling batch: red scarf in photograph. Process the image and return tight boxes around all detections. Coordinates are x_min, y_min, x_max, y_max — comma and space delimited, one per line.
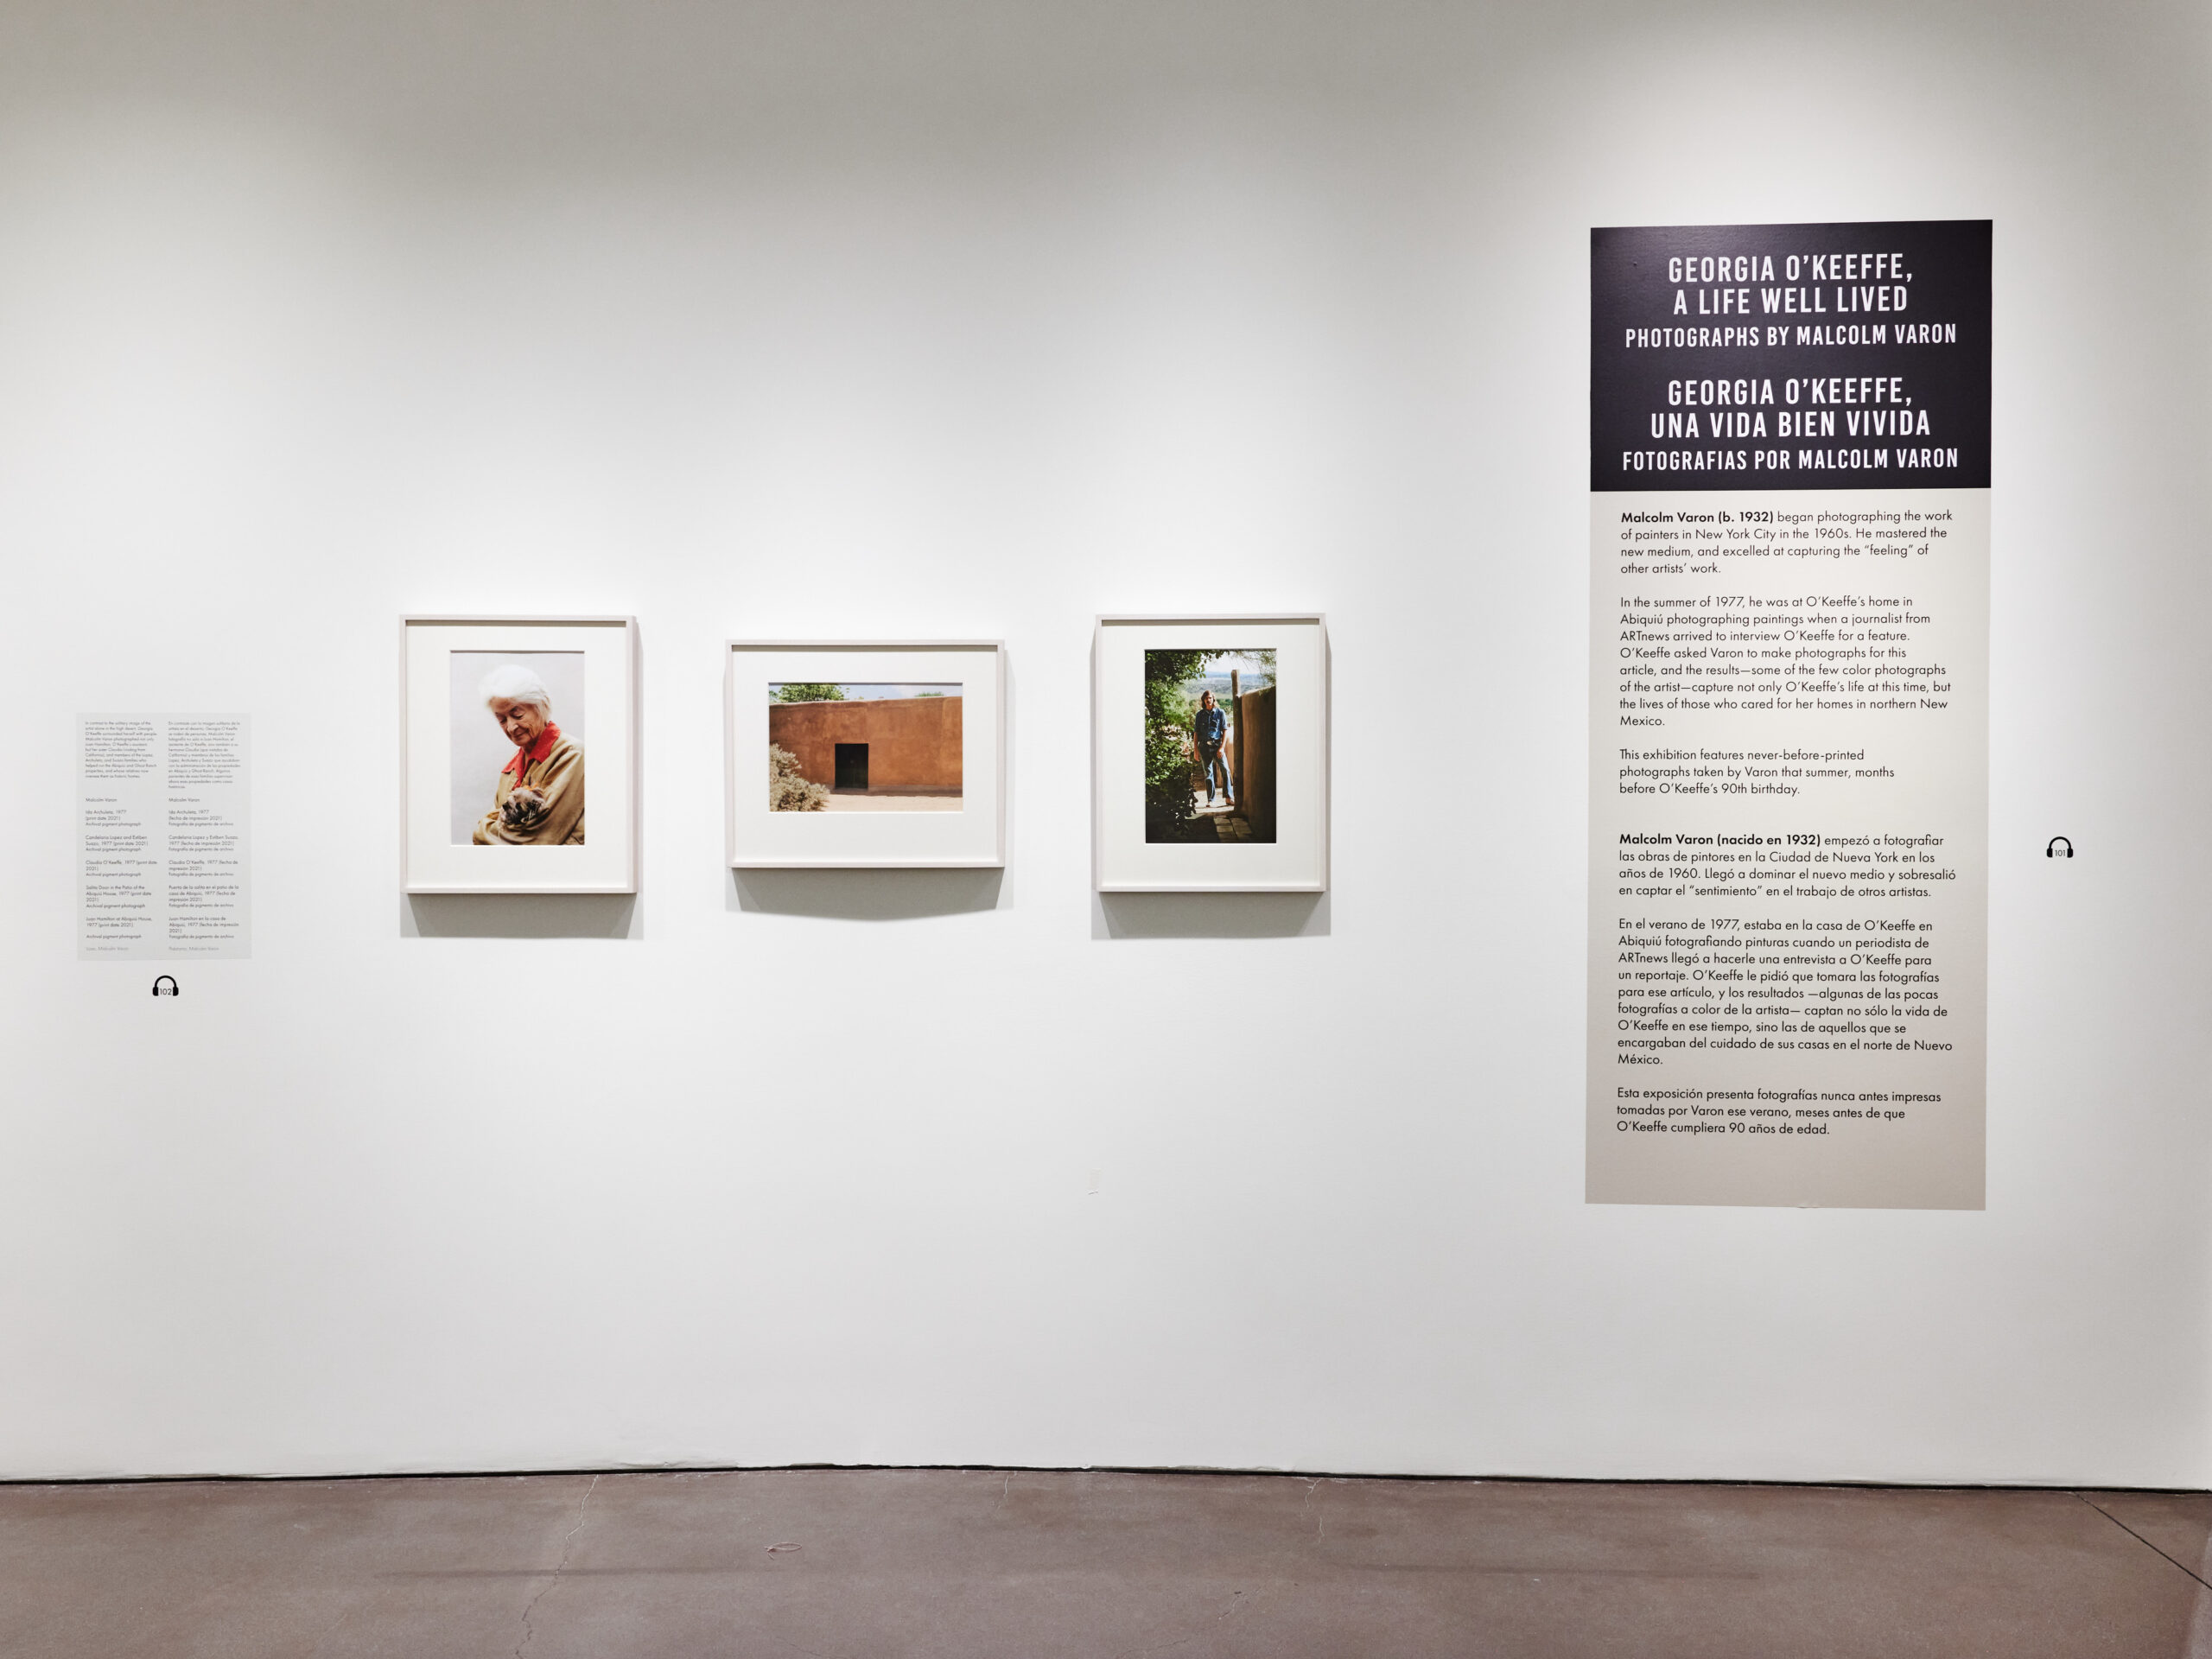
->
503, 722, 563, 785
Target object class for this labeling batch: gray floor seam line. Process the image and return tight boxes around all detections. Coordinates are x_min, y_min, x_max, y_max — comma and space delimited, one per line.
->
5, 1467, 2209, 1494
2074, 1491, 2212, 1592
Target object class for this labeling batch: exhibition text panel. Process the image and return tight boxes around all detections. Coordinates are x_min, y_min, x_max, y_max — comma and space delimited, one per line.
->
78, 715, 251, 961
1587, 222, 1990, 1209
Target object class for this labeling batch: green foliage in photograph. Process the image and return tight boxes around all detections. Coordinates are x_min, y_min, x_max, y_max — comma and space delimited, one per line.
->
769, 744, 829, 811
772, 683, 846, 703
1142, 650, 1207, 840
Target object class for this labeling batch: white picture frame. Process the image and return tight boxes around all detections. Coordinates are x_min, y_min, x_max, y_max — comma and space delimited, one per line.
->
1093, 613, 1329, 893
726, 640, 1007, 869
401, 615, 639, 894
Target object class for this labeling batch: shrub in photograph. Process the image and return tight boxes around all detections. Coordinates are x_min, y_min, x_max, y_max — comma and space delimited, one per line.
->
770, 743, 829, 811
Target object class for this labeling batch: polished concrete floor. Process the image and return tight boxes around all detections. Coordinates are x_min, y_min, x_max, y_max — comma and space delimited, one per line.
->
2, 1469, 2209, 1656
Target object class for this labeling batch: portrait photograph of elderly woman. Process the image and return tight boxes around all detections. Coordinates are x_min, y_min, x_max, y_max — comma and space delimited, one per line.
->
447, 652, 587, 846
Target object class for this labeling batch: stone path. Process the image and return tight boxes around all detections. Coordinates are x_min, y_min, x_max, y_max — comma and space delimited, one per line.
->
1190, 790, 1253, 840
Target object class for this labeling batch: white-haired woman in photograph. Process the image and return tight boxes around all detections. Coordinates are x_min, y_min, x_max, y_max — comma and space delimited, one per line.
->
470, 664, 586, 845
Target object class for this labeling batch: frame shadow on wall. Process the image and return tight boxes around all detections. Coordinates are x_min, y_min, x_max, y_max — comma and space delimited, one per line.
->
727, 867, 1004, 920
402, 892, 642, 939
1091, 891, 1328, 940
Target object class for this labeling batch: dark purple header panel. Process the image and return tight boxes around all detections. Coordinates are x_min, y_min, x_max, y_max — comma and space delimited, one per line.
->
1592, 220, 1991, 492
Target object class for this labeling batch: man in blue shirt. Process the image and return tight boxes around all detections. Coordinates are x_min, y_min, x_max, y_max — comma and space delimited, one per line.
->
1192, 690, 1235, 809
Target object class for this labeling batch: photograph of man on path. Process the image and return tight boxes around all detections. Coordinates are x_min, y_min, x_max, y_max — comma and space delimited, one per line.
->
1192, 690, 1234, 810
1142, 649, 1275, 844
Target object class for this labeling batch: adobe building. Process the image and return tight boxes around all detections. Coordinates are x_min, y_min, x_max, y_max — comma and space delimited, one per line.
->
769, 695, 963, 794
1232, 683, 1277, 842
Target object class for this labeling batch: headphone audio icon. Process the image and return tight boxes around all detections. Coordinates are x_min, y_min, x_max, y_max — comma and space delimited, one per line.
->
151, 975, 179, 997
2045, 836, 2074, 859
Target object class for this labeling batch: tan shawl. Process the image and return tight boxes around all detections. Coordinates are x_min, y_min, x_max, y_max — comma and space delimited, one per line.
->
473, 734, 585, 845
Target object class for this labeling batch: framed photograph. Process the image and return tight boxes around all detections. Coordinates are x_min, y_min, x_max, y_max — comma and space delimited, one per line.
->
726, 641, 1006, 868
1093, 613, 1328, 893
401, 615, 639, 893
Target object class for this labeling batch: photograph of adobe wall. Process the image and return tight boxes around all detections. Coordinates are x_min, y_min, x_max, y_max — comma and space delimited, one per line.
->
1232, 681, 1277, 842
768, 685, 963, 813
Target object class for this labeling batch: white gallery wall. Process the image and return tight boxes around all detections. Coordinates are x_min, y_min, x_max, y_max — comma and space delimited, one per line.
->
0, 0, 2204, 1484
